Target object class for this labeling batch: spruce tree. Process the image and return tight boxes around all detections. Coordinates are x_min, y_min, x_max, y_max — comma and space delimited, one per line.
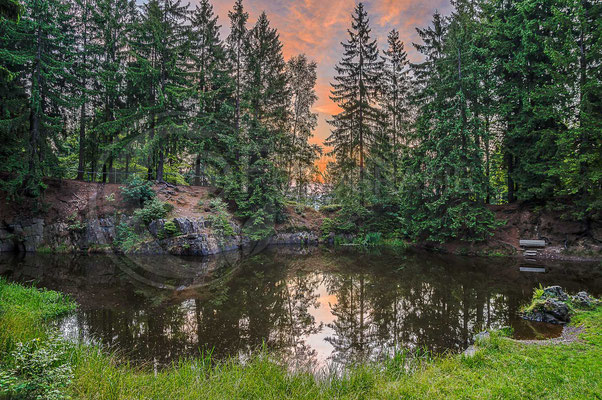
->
86, 0, 137, 182
488, 0, 568, 202
226, 0, 247, 134
0, 3, 28, 194
239, 11, 289, 239
380, 29, 410, 188
285, 54, 320, 198
72, 0, 94, 180
189, 0, 229, 185
327, 3, 383, 204
1, 0, 77, 195
128, 0, 191, 182
399, 4, 496, 242
550, 0, 602, 214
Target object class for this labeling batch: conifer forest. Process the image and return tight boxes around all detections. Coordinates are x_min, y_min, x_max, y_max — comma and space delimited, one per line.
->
1, 0, 601, 241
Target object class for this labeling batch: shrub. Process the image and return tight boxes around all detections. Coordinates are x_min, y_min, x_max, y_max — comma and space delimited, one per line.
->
133, 198, 173, 224
67, 212, 87, 232
320, 218, 335, 240
120, 176, 155, 206
114, 222, 140, 253
0, 336, 74, 400
158, 220, 180, 239
361, 232, 383, 246
208, 198, 235, 239
319, 204, 342, 213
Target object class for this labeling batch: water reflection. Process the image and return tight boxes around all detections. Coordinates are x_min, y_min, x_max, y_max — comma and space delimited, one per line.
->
1, 249, 600, 370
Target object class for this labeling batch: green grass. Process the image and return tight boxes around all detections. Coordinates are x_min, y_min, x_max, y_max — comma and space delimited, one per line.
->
0, 278, 76, 351
1, 278, 601, 399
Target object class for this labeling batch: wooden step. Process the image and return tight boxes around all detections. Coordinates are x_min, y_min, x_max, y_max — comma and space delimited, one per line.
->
524, 250, 539, 257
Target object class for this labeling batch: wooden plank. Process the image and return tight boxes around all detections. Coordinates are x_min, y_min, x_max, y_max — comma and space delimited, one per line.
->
520, 266, 546, 273
520, 240, 546, 248
524, 250, 538, 256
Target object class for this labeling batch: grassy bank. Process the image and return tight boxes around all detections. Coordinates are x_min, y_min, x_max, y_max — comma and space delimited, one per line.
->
1, 279, 601, 399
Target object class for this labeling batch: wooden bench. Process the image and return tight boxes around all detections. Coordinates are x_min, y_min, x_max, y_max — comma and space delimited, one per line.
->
519, 240, 546, 248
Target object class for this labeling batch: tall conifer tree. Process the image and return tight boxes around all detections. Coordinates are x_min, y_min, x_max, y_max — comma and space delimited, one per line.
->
381, 29, 410, 187
189, 0, 229, 185
327, 3, 383, 203
128, 0, 190, 182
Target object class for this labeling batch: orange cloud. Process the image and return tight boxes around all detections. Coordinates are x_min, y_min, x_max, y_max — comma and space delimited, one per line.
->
195, 0, 453, 171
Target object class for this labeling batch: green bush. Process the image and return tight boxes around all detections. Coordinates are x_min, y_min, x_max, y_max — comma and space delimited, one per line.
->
114, 222, 140, 253
208, 198, 235, 239
120, 176, 155, 206
355, 232, 383, 246
133, 198, 173, 224
320, 218, 335, 240
319, 204, 342, 213
0, 336, 74, 400
67, 212, 87, 233
158, 220, 180, 239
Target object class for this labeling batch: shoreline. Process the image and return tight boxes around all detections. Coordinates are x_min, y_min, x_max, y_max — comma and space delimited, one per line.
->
1, 278, 600, 399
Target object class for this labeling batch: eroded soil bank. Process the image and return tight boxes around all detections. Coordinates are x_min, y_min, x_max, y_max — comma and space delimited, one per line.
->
0, 179, 601, 260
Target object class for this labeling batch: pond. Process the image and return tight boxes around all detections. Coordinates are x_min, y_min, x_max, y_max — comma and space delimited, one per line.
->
1, 248, 601, 371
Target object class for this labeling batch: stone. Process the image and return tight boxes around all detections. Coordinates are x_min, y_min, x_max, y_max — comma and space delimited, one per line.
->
572, 291, 596, 309
543, 286, 569, 301
523, 298, 570, 324
545, 298, 570, 322
473, 331, 490, 343
148, 219, 166, 238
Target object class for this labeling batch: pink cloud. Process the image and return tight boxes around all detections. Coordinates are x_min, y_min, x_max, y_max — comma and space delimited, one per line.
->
192, 0, 453, 166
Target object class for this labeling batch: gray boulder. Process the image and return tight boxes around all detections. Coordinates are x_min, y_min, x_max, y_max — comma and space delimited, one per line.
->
522, 286, 572, 325
572, 291, 598, 309
543, 286, 569, 301
523, 298, 570, 324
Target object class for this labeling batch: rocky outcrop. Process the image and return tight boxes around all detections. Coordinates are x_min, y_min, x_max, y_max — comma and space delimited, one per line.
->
269, 232, 319, 246
524, 298, 570, 324
0, 219, 45, 252
0, 214, 319, 256
572, 291, 599, 309
521, 286, 599, 325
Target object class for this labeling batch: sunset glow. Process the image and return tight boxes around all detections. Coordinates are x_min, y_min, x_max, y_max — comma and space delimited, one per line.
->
207, 0, 453, 170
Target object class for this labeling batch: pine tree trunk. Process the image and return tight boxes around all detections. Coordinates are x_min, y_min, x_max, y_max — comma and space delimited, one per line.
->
77, 103, 86, 181
194, 154, 201, 186
27, 15, 43, 190
506, 152, 515, 203
157, 148, 164, 182
101, 163, 107, 184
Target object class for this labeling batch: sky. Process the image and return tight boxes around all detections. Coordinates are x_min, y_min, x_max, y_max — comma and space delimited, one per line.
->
204, 0, 453, 170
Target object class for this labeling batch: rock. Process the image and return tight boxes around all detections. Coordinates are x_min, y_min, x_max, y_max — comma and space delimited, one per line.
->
269, 232, 319, 246
543, 286, 569, 301
572, 291, 597, 309
463, 345, 477, 357
523, 298, 570, 324
148, 219, 166, 238
545, 298, 570, 322
473, 331, 490, 343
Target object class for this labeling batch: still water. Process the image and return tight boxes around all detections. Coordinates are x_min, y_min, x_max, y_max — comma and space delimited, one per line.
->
1, 248, 600, 370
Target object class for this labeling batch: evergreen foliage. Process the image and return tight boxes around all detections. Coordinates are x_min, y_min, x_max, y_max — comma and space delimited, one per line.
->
327, 3, 383, 205
1, 0, 601, 242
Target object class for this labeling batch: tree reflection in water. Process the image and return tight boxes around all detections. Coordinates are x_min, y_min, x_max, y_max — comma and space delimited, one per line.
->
0, 249, 599, 370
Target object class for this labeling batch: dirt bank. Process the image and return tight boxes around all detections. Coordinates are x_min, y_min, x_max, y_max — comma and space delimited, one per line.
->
0, 179, 323, 255
0, 179, 600, 260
